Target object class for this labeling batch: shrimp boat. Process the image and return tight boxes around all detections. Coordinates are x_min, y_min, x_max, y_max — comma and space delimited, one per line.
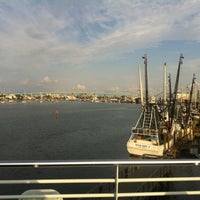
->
127, 54, 184, 157
127, 103, 174, 157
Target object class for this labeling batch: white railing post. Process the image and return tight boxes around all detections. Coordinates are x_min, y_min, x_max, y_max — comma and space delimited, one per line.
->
115, 164, 119, 200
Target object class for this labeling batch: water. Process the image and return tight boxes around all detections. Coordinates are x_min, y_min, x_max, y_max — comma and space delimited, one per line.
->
0, 101, 141, 195
0, 102, 199, 199
0, 101, 141, 160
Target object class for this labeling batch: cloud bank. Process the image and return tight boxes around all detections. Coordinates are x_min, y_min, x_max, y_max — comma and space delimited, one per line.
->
0, 0, 200, 93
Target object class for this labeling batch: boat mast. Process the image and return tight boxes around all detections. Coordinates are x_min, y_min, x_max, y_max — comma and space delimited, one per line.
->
138, 64, 144, 106
163, 62, 167, 104
142, 54, 149, 107
171, 53, 184, 121
168, 73, 172, 125
197, 90, 200, 111
188, 73, 196, 114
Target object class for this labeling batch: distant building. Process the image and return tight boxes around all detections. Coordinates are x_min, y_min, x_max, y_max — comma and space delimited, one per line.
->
67, 93, 77, 101
92, 94, 98, 102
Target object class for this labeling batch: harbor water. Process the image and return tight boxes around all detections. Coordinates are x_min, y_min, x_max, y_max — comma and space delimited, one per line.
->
0, 101, 140, 160
0, 101, 200, 199
0, 101, 141, 195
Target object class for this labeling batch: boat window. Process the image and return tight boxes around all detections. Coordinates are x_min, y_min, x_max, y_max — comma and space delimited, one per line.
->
151, 135, 158, 139
139, 129, 143, 133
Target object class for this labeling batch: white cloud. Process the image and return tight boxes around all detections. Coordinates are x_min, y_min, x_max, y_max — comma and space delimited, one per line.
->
40, 76, 58, 84
1, 0, 200, 67
0, 1, 200, 92
76, 84, 87, 91
85, 1, 200, 59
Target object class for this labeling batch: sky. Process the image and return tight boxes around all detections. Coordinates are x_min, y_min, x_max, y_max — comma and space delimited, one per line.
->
0, 0, 200, 95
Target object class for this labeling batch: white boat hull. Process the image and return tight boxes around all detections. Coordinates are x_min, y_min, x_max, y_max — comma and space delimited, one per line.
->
127, 138, 174, 157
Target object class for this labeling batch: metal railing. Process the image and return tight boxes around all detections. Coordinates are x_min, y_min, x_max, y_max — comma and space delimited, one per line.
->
0, 159, 199, 199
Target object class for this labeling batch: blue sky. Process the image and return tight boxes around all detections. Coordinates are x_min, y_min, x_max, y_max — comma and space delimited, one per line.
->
0, 0, 200, 95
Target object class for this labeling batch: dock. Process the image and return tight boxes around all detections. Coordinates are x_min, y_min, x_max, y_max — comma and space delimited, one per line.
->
164, 119, 200, 159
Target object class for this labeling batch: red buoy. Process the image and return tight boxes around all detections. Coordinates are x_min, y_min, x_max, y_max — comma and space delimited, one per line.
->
55, 109, 59, 119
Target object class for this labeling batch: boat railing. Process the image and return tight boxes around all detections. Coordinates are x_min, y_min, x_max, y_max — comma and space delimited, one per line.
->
0, 160, 200, 199
131, 127, 158, 136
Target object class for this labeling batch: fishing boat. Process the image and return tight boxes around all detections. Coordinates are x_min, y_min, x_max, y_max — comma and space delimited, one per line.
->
127, 103, 175, 157
127, 54, 184, 158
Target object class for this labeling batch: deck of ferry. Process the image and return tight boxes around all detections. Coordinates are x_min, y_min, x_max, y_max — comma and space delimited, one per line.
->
0, 159, 200, 200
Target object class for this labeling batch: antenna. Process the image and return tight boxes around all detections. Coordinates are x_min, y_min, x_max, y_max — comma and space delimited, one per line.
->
163, 62, 167, 104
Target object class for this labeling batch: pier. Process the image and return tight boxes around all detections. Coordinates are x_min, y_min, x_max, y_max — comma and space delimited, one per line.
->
0, 160, 200, 199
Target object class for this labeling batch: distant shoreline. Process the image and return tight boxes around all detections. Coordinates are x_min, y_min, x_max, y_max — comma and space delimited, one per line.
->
0, 93, 137, 104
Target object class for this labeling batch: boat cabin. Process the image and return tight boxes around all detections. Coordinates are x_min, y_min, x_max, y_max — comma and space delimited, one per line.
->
131, 128, 159, 145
